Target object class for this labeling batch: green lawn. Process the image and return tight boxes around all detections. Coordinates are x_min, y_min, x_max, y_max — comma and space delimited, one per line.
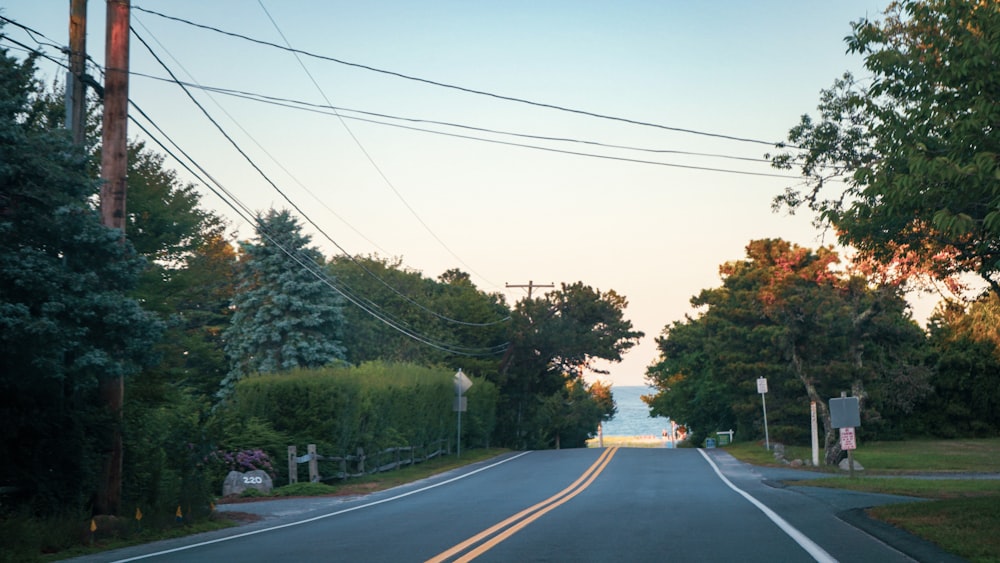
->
725, 438, 1000, 563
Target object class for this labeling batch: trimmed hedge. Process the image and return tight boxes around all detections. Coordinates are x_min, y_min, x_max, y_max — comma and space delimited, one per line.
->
228, 362, 497, 473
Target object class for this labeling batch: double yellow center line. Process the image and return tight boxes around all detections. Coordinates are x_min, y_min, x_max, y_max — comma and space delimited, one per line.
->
426, 447, 619, 563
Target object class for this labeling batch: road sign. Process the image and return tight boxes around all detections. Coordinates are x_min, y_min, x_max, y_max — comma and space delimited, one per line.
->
830, 396, 861, 428
756, 377, 768, 394
839, 427, 857, 451
454, 369, 473, 395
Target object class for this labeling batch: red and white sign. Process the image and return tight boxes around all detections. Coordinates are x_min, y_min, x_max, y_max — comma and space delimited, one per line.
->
839, 427, 857, 451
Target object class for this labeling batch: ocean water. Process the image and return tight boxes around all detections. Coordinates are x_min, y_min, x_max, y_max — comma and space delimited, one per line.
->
600, 386, 670, 437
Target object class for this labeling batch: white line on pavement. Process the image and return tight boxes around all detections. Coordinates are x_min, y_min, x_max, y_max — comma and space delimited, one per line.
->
698, 449, 838, 563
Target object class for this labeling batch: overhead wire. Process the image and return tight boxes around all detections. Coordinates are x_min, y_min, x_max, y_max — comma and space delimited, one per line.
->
130, 24, 511, 330
127, 71, 777, 166
128, 100, 510, 356
131, 16, 394, 259
131, 5, 796, 149
0, 22, 510, 355
255, 1, 501, 292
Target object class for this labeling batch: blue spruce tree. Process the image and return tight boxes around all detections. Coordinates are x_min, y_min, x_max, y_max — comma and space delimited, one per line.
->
220, 209, 347, 398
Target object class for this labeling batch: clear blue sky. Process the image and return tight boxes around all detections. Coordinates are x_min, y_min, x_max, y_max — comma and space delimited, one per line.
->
3, 1, 900, 386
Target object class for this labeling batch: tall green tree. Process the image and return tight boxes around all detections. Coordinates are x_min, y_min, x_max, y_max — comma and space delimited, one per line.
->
496, 282, 642, 449
220, 209, 346, 399
770, 0, 1000, 294
126, 140, 236, 398
923, 295, 1000, 436
0, 47, 160, 514
326, 256, 509, 373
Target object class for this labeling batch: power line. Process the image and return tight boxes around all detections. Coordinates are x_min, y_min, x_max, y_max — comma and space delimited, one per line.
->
130, 5, 794, 148
128, 101, 510, 356
254, 1, 500, 291
131, 25, 511, 329
128, 71, 775, 166
0, 24, 511, 353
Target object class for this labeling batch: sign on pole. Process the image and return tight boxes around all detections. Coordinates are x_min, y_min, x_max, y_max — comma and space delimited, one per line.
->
839, 427, 857, 451
454, 369, 472, 457
756, 377, 768, 394
829, 396, 861, 428
757, 378, 769, 451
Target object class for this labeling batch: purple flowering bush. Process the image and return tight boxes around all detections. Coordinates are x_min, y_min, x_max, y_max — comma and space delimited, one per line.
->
209, 448, 276, 479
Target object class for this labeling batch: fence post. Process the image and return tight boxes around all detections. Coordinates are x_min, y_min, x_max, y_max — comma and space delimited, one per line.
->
357, 447, 365, 474
287, 446, 297, 485
308, 444, 319, 483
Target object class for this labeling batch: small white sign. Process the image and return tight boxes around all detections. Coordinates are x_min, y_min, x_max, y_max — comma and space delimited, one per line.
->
454, 369, 473, 395
756, 377, 768, 394
840, 427, 857, 451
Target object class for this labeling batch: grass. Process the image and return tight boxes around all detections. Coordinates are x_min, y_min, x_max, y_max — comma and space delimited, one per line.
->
724, 438, 1000, 563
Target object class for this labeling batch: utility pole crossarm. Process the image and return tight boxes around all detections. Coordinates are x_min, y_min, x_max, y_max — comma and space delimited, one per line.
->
505, 280, 555, 300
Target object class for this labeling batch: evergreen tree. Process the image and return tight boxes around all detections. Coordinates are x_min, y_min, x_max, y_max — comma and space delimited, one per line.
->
0, 47, 160, 514
220, 209, 346, 398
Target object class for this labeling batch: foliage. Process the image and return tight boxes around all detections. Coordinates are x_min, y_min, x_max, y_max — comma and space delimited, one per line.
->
644, 240, 930, 462
126, 140, 236, 399
221, 362, 497, 481
220, 209, 347, 399
923, 295, 1000, 437
327, 256, 510, 377
770, 0, 1000, 295
209, 449, 276, 478
496, 282, 643, 449
0, 46, 161, 516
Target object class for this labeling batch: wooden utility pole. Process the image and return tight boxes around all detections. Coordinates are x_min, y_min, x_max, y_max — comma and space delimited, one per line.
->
96, 0, 130, 516
66, 0, 87, 145
505, 280, 554, 300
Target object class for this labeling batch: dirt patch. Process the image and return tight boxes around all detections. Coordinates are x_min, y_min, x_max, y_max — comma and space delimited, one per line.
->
216, 511, 264, 524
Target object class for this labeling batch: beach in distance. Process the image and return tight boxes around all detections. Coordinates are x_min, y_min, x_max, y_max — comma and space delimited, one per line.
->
600, 386, 671, 438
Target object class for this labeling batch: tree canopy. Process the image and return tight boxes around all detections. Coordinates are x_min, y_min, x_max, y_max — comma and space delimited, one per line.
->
220, 209, 346, 399
771, 0, 1000, 294
644, 240, 929, 462
496, 282, 643, 449
0, 48, 160, 513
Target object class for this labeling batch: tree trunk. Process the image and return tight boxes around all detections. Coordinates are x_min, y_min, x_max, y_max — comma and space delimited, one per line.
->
790, 347, 840, 465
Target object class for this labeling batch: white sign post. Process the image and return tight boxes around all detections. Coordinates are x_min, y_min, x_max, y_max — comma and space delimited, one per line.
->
810, 402, 819, 466
454, 369, 473, 457
757, 377, 769, 451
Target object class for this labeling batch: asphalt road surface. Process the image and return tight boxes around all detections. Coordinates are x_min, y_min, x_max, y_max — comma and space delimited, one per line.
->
69, 448, 962, 562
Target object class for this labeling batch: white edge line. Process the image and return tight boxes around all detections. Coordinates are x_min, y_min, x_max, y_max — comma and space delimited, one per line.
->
698, 449, 838, 563
112, 451, 533, 562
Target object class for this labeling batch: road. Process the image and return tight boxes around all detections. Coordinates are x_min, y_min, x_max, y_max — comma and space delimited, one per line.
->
70, 448, 960, 562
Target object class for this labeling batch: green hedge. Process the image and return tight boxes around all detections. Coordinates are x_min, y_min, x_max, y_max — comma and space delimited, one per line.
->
228, 362, 497, 471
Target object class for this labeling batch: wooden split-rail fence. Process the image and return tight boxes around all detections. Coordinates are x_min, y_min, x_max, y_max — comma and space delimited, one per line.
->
287, 439, 451, 485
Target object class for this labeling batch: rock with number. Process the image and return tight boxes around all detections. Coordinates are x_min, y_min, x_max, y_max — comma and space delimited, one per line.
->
222, 470, 273, 497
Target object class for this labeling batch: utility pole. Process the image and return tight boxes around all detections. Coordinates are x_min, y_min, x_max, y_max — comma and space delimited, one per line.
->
505, 280, 554, 300
96, 0, 130, 516
66, 0, 87, 145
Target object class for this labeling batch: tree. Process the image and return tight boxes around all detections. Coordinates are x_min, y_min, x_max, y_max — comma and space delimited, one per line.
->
126, 140, 236, 398
220, 209, 347, 399
770, 0, 1000, 294
0, 47, 160, 514
496, 282, 643, 449
923, 295, 1000, 436
326, 256, 510, 373
645, 240, 930, 462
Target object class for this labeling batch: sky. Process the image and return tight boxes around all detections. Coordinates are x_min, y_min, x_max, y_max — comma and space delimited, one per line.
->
2, 1, 908, 386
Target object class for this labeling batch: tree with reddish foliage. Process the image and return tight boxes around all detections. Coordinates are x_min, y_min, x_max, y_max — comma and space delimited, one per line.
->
646, 239, 930, 463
